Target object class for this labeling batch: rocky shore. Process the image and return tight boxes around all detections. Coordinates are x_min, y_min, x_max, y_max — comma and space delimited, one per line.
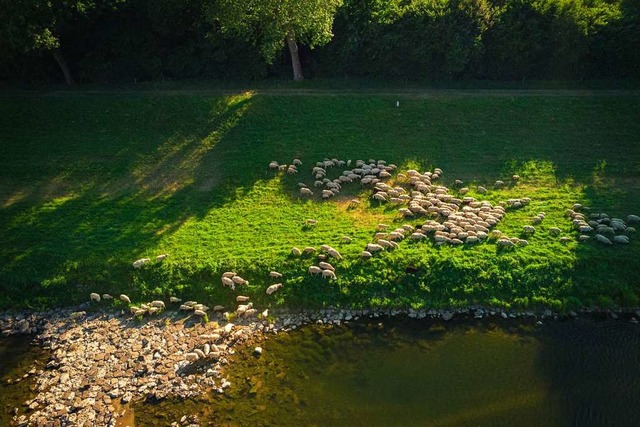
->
2, 305, 639, 426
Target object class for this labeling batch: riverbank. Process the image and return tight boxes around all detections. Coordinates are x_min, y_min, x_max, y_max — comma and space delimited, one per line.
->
2, 303, 640, 426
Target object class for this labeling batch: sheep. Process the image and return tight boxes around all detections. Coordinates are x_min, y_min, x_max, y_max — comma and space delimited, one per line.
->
512, 174, 520, 181
270, 271, 283, 279
328, 248, 343, 259
170, 296, 181, 303
627, 215, 640, 224
477, 186, 487, 194
194, 309, 207, 317
559, 237, 571, 244
232, 275, 248, 285
496, 239, 515, 248
90, 293, 101, 302
342, 236, 352, 243
595, 234, 612, 245
361, 251, 373, 258
222, 271, 237, 278
213, 305, 225, 312
322, 270, 337, 280
243, 309, 257, 318
269, 161, 279, 169
222, 277, 235, 288
308, 266, 322, 275
579, 235, 590, 241
293, 158, 302, 166
626, 227, 636, 234
236, 296, 250, 302
236, 303, 253, 315
278, 164, 287, 171
287, 165, 298, 174
70, 311, 86, 320
300, 188, 313, 196
523, 225, 536, 234
306, 219, 318, 226
150, 300, 165, 309
180, 304, 194, 311
266, 283, 283, 295
366, 243, 384, 252
120, 294, 131, 304
303, 246, 317, 254
578, 225, 594, 233
314, 180, 324, 187
373, 193, 388, 202
548, 227, 561, 236
133, 258, 150, 268
319, 261, 335, 271
291, 247, 302, 256
102, 294, 113, 300
614, 235, 630, 244
494, 180, 505, 188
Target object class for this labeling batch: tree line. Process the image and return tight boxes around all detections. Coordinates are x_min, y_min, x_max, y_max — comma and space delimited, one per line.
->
1, 0, 638, 84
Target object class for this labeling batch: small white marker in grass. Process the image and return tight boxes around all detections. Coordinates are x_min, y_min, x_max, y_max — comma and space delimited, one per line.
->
396, 100, 400, 107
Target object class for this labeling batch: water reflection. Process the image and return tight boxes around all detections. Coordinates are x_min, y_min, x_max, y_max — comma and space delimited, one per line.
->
133, 319, 640, 426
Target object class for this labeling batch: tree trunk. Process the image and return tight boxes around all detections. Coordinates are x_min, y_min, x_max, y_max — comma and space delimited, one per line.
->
286, 32, 304, 81
52, 48, 75, 86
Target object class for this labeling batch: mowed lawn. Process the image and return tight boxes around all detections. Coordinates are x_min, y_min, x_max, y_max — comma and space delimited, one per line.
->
1, 90, 639, 310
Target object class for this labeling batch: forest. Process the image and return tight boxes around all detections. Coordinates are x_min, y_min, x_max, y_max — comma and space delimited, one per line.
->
1, 0, 639, 84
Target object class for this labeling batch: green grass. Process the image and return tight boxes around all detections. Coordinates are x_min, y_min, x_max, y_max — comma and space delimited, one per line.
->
1, 89, 639, 311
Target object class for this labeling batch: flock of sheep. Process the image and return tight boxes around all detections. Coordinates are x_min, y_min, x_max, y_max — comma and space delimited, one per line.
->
566, 204, 637, 245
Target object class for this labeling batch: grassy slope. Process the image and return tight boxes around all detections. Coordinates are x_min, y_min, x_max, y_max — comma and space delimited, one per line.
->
0, 90, 639, 311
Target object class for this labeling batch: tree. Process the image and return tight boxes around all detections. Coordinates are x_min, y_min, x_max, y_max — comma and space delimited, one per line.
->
0, 0, 124, 85
210, 0, 343, 80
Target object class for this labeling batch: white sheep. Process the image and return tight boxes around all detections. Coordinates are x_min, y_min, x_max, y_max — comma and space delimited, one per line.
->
548, 227, 561, 236
293, 158, 302, 166
150, 300, 165, 309
194, 309, 207, 317
222, 277, 235, 288
266, 283, 283, 295
366, 243, 384, 252
90, 293, 101, 302
614, 235, 630, 244
494, 180, 505, 188
237, 303, 253, 315
222, 271, 237, 278
306, 219, 318, 226
303, 246, 317, 254
361, 251, 373, 258
232, 275, 248, 285
133, 258, 150, 268
322, 270, 337, 280
627, 215, 640, 224
523, 225, 535, 234
156, 254, 169, 261
102, 294, 113, 300
180, 304, 194, 311
477, 186, 487, 194
319, 261, 335, 271
170, 296, 182, 303
300, 188, 313, 196
291, 247, 302, 256
327, 248, 343, 259
308, 266, 322, 275
120, 294, 131, 304
269, 271, 283, 278
595, 234, 612, 245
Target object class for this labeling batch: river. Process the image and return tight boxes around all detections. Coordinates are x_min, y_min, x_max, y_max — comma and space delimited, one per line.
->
2, 317, 640, 426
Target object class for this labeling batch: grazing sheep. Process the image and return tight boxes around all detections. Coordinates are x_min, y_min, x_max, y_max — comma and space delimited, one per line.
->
494, 180, 505, 188
496, 239, 515, 248
133, 258, 150, 268
293, 158, 302, 166
559, 237, 571, 244
270, 271, 283, 279
70, 311, 86, 320
366, 243, 384, 252
170, 296, 181, 303
90, 293, 101, 302
300, 188, 313, 196
156, 254, 169, 262
266, 283, 283, 295
523, 225, 535, 234
361, 251, 373, 258
269, 161, 279, 169
614, 235, 630, 244
303, 246, 317, 254
236, 303, 253, 315
327, 248, 343, 259
322, 270, 337, 280
595, 234, 612, 245
243, 308, 257, 318
342, 236, 352, 243
150, 300, 165, 309
213, 305, 225, 311
194, 309, 207, 317
512, 174, 520, 181
373, 193, 388, 202
627, 215, 640, 224
626, 227, 636, 234
222, 271, 237, 278
477, 186, 487, 194
180, 304, 194, 311
120, 294, 131, 304
291, 247, 302, 256
548, 227, 561, 236
236, 296, 250, 302
232, 276, 248, 286
306, 219, 318, 226
314, 180, 324, 187
222, 277, 235, 288
319, 261, 335, 271
308, 266, 322, 275
102, 294, 113, 300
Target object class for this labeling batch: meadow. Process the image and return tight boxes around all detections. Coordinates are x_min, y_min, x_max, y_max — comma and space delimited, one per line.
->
1, 88, 639, 311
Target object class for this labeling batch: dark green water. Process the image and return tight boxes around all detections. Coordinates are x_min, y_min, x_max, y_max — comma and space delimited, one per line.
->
134, 318, 640, 427
2, 319, 640, 426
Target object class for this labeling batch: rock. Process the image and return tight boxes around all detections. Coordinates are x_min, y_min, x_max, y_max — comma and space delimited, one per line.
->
610, 312, 618, 320
500, 312, 508, 319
